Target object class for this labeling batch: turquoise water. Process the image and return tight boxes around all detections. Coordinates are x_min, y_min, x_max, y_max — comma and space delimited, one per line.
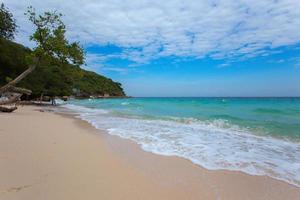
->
69, 97, 300, 140
63, 97, 300, 186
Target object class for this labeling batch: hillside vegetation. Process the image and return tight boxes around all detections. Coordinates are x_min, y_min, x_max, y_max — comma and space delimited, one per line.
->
0, 38, 125, 98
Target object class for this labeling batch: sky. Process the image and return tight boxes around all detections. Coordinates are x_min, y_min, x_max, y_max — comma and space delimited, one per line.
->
3, 0, 300, 97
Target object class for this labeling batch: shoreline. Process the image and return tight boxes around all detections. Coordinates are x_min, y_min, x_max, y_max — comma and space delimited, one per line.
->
60, 108, 300, 187
59, 101, 300, 187
1, 105, 299, 200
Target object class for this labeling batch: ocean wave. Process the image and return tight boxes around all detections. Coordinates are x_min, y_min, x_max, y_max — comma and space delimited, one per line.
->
61, 104, 109, 115
60, 103, 300, 187
254, 108, 286, 115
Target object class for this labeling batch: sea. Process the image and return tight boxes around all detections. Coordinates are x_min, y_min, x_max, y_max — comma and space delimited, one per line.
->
59, 97, 300, 186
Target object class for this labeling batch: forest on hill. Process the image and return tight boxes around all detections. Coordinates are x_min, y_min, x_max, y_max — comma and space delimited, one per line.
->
0, 3, 125, 100
0, 38, 125, 98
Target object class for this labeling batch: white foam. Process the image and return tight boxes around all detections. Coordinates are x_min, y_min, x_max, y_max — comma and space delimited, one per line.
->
62, 104, 108, 114
62, 104, 300, 187
54, 99, 66, 105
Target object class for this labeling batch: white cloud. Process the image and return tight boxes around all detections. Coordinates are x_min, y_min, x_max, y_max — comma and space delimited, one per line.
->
294, 57, 300, 69
3, 0, 300, 64
218, 63, 231, 68
85, 52, 131, 74
84, 53, 107, 71
102, 67, 129, 75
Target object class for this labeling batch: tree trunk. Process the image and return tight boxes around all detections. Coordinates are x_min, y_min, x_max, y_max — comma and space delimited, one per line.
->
0, 63, 37, 94
0, 58, 39, 111
9, 86, 32, 95
0, 106, 17, 112
40, 93, 44, 103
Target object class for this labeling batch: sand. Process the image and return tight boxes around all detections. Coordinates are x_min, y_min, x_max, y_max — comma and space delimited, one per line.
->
0, 105, 299, 200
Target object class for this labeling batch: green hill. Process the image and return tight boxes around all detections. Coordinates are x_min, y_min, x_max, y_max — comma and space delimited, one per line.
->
0, 38, 125, 98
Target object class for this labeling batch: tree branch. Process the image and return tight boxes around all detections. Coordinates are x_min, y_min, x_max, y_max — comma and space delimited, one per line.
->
10, 86, 32, 95
0, 58, 38, 94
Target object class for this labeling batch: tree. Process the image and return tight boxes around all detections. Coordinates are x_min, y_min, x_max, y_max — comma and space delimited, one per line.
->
0, 3, 17, 40
0, 6, 84, 109
26, 6, 84, 66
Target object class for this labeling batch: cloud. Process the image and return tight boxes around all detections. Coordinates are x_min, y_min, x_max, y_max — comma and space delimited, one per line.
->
218, 63, 231, 68
294, 57, 300, 69
84, 53, 107, 71
102, 67, 129, 74
85, 52, 136, 74
3, 0, 300, 64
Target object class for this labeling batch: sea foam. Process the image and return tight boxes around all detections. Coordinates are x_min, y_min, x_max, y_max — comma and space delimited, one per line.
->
61, 103, 300, 187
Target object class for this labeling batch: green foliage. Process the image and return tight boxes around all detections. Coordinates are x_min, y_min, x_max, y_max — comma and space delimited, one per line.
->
5, 76, 12, 83
72, 70, 126, 97
0, 6, 124, 98
0, 3, 17, 40
0, 38, 125, 97
26, 6, 84, 66
0, 38, 30, 85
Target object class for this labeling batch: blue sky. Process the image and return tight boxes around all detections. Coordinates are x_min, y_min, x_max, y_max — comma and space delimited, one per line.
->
3, 0, 300, 97
86, 43, 300, 97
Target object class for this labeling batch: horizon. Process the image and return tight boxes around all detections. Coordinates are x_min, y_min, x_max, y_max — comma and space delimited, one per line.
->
3, 0, 300, 97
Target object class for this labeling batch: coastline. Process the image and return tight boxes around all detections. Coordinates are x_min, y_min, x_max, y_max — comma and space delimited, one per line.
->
0, 105, 299, 200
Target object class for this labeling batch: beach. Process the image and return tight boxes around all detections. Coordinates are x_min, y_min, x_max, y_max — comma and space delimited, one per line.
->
0, 105, 300, 200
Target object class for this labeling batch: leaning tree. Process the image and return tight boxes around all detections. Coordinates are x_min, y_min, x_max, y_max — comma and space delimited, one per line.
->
0, 6, 84, 112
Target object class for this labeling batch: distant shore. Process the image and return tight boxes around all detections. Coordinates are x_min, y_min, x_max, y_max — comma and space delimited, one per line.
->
0, 105, 299, 200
